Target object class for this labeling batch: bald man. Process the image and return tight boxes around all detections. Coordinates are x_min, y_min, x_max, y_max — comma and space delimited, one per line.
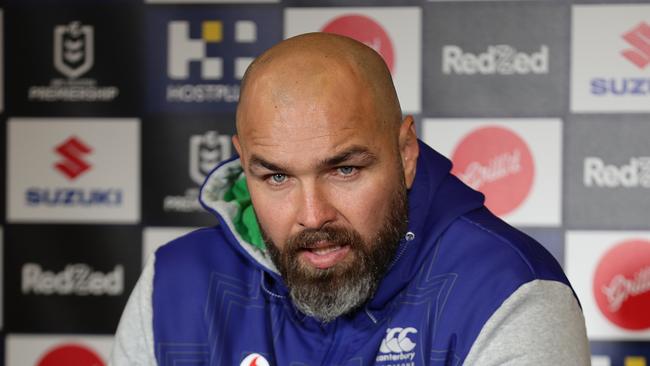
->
111, 33, 589, 365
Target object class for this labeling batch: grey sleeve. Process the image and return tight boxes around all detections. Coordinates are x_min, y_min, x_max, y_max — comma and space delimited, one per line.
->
462, 279, 591, 366
109, 255, 157, 366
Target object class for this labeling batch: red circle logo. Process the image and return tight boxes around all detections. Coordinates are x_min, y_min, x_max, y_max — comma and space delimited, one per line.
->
451, 126, 534, 216
321, 14, 395, 72
593, 239, 650, 330
240, 353, 270, 366
37, 344, 105, 366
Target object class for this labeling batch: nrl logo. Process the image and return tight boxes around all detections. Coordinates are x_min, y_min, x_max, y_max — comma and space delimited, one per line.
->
54, 21, 94, 79
189, 130, 232, 185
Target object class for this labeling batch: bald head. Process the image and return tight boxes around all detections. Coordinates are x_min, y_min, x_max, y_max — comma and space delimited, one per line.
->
236, 33, 402, 135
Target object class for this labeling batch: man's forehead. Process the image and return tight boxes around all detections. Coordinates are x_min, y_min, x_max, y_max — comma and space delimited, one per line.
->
241, 55, 365, 113
243, 123, 373, 155
242, 114, 361, 140
243, 34, 365, 81
237, 81, 380, 149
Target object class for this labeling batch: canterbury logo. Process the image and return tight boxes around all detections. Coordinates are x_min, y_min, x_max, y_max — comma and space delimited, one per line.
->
379, 327, 417, 353
55, 136, 92, 180
621, 22, 650, 69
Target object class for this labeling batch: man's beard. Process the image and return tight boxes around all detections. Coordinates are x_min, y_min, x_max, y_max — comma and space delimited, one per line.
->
263, 177, 408, 323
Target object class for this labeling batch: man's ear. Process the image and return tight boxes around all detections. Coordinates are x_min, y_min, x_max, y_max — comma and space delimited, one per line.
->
398, 115, 419, 189
232, 135, 245, 168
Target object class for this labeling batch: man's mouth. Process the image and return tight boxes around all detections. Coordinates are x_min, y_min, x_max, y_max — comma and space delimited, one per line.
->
299, 241, 351, 269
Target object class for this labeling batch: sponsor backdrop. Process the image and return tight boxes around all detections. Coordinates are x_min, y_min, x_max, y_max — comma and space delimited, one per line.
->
1, 0, 649, 364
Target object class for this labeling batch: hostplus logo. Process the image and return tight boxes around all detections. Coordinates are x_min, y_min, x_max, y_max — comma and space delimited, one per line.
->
166, 19, 257, 103
591, 354, 647, 366
442, 45, 549, 75
590, 22, 650, 97
28, 21, 119, 102
592, 356, 648, 366
375, 327, 417, 365
163, 130, 231, 213
621, 22, 650, 69
54, 136, 92, 180
583, 156, 650, 188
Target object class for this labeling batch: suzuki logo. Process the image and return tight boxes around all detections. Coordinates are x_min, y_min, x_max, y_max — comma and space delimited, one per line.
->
54, 136, 92, 180
54, 21, 94, 79
622, 22, 650, 69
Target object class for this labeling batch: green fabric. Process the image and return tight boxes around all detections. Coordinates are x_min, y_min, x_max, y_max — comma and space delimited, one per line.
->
223, 175, 265, 250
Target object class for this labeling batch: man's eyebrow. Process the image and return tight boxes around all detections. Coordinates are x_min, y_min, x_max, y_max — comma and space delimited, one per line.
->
318, 146, 377, 169
248, 155, 287, 173
247, 147, 377, 174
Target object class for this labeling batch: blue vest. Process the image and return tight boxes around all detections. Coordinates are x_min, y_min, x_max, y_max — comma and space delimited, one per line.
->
152, 142, 572, 366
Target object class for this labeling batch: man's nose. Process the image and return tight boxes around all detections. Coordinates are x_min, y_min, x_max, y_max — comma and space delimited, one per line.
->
296, 181, 337, 229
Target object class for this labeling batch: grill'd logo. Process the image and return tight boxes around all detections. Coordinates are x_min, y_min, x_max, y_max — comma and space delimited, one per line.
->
285, 7, 420, 113
320, 14, 395, 72
621, 22, 650, 69
54, 136, 92, 180
36, 344, 105, 366
54, 21, 94, 79
593, 239, 650, 330
451, 126, 534, 216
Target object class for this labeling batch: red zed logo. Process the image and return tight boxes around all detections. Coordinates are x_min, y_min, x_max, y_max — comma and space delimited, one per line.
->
594, 239, 650, 331
451, 126, 534, 216
621, 22, 650, 69
37, 344, 105, 366
320, 14, 395, 73
54, 136, 92, 180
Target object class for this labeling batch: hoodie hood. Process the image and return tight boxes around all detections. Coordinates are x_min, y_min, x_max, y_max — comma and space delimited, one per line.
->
199, 140, 485, 312
199, 158, 279, 274
367, 141, 485, 310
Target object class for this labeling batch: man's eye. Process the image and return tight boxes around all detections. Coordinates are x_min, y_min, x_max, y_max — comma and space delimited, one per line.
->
337, 166, 356, 175
269, 173, 287, 184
